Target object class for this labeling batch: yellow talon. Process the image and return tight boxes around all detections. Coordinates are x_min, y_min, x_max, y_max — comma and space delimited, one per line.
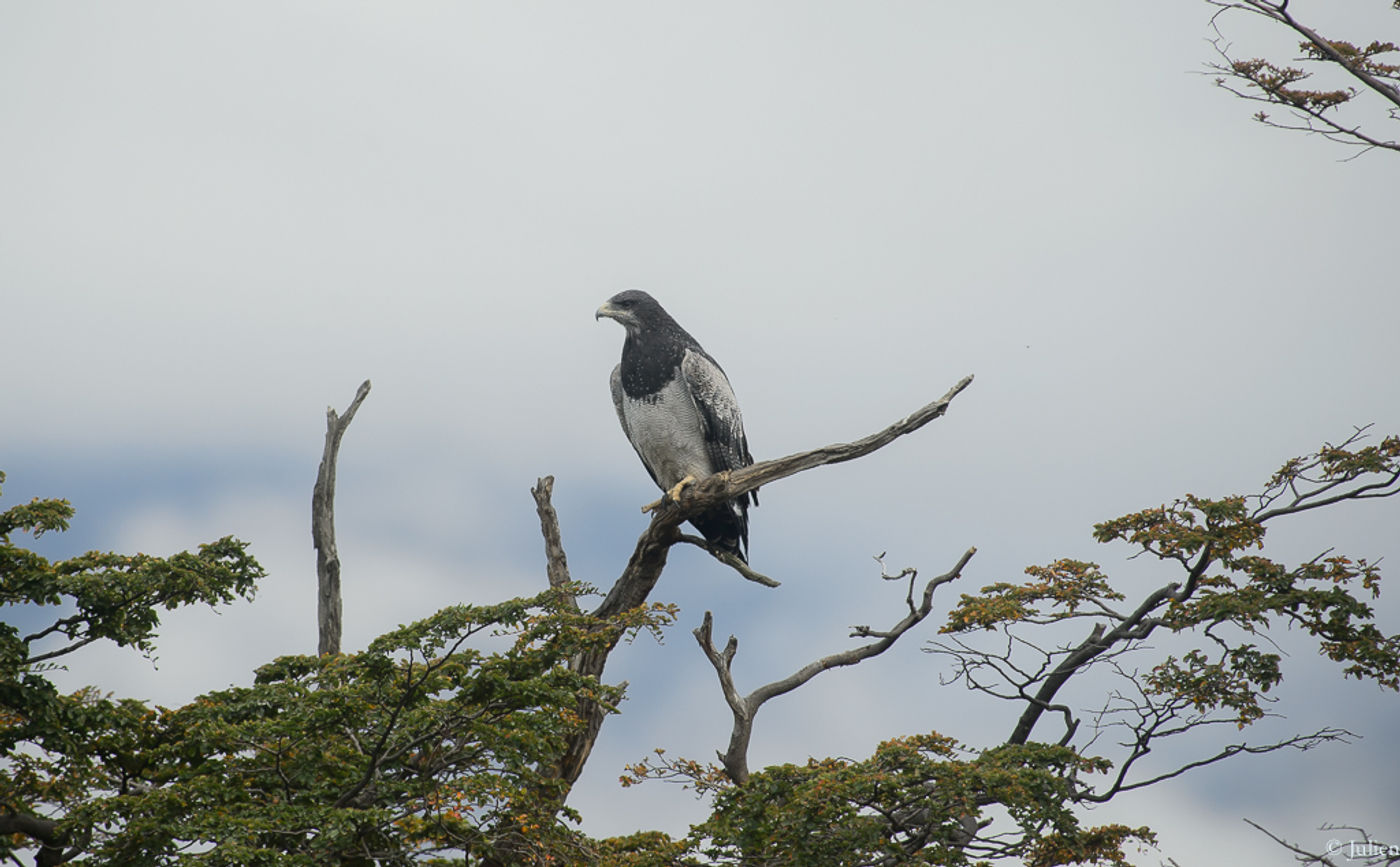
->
667, 474, 697, 502
641, 474, 697, 513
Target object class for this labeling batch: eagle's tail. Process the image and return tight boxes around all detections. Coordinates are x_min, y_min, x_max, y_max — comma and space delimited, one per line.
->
689, 498, 751, 564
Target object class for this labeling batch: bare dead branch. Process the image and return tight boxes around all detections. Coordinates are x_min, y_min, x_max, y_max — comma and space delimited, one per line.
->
677, 533, 780, 587
312, 379, 371, 657
722, 374, 976, 500
1245, 818, 1345, 866
1087, 729, 1353, 803
696, 546, 976, 783
693, 612, 752, 782
531, 476, 577, 610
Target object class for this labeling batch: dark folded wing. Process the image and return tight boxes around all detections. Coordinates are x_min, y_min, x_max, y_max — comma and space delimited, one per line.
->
680, 348, 757, 505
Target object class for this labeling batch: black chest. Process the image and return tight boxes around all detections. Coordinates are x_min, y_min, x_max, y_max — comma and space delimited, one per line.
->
620, 334, 686, 398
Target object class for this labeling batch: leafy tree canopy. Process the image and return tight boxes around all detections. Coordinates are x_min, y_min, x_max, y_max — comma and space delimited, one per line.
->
2, 424, 1397, 865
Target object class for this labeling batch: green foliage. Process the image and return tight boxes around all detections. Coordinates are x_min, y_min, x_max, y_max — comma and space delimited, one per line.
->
1024, 823, 1155, 867
75, 588, 635, 865
1, 474, 268, 864
1227, 36, 1400, 118
943, 560, 1123, 633
1161, 553, 1400, 690
0, 475, 671, 865
620, 748, 734, 797
1229, 56, 1355, 111
1144, 646, 1282, 727
3, 426, 1396, 865
691, 735, 1150, 866
1295, 433, 1400, 481
1, 475, 264, 665
1092, 494, 1264, 563
592, 831, 702, 867
941, 431, 1400, 734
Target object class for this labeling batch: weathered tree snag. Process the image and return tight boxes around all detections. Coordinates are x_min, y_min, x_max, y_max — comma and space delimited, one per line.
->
530, 476, 604, 786
531, 476, 577, 609
312, 379, 371, 656
547, 374, 975, 788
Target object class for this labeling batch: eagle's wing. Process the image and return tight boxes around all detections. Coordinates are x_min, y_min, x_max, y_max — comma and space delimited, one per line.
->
611, 362, 662, 489
680, 348, 757, 505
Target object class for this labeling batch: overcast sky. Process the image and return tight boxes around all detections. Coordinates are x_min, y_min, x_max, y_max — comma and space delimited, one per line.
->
3, 3, 1398, 864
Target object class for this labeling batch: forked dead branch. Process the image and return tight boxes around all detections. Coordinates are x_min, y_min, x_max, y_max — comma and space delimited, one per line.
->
695, 545, 978, 784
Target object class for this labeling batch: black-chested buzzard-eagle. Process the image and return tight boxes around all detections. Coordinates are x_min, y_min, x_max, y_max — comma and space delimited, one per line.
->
596, 290, 757, 563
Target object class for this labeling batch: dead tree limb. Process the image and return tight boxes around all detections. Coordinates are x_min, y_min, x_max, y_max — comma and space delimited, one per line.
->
677, 533, 780, 587
723, 373, 976, 498
1244, 819, 1345, 866
312, 379, 371, 656
547, 374, 975, 787
531, 476, 577, 611
695, 546, 977, 784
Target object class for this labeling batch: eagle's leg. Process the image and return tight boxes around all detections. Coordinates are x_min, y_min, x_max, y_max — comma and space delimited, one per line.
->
667, 474, 698, 501
641, 474, 697, 513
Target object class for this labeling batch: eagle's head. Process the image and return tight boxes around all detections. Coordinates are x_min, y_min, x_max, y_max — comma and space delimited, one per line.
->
595, 289, 665, 335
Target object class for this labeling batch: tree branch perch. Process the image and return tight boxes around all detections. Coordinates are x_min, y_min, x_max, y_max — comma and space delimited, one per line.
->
548, 375, 975, 788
